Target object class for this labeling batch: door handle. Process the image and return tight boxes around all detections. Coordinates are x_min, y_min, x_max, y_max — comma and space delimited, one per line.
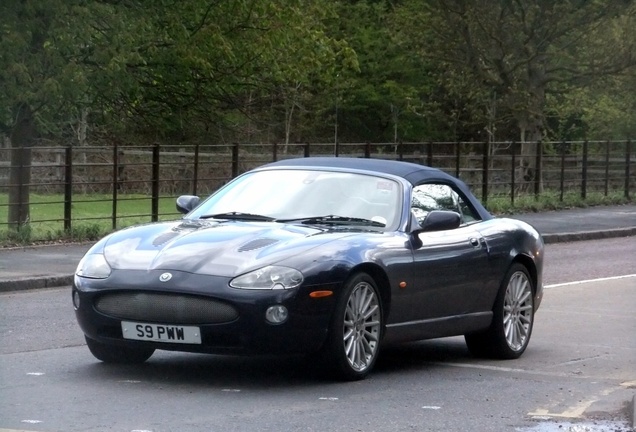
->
469, 237, 489, 253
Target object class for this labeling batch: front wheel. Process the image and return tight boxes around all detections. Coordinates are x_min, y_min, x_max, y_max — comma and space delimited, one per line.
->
322, 273, 383, 381
85, 336, 154, 364
465, 263, 534, 359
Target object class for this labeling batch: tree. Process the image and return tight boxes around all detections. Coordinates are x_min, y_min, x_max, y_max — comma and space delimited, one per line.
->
323, 0, 439, 144
393, 0, 636, 187
0, 0, 97, 228
86, 0, 347, 145
1, 0, 347, 229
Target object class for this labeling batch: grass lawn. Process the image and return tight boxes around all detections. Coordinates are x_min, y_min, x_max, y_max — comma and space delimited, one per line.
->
0, 193, 181, 244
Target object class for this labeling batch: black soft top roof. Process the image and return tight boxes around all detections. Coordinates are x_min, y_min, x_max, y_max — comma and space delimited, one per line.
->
261, 157, 492, 220
263, 157, 454, 185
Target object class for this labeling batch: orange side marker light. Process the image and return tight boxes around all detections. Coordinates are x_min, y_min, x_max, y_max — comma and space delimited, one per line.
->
309, 290, 333, 298
399, 282, 407, 289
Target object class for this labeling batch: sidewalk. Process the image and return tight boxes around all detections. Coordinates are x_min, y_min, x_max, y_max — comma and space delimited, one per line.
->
1, 204, 634, 292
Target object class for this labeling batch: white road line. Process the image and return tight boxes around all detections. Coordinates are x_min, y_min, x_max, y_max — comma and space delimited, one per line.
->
429, 361, 619, 381
0, 429, 41, 432
545, 273, 636, 289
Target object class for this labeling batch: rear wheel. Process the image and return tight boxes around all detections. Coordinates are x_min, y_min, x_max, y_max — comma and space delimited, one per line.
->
85, 336, 154, 364
322, 273, 383, 381
465, 263, 534, 359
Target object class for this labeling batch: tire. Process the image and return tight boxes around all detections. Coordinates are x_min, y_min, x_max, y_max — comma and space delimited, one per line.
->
465, 263, 534, 359
85, 336, 154, 364
322, 273, 383, 381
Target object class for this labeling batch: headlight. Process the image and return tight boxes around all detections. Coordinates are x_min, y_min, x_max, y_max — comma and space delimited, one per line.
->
76, 253, 112, 279
229, 266, 303, 290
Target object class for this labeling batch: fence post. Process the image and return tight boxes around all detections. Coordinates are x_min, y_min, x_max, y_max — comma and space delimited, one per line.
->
559, 141, 566, 202
64, 146, 73, 231
510, 141, 516, 205
534, 140, 543, 200
192, 143, 199, 196
482, 141, 489, 203
112, 144, 118, 230
117, 150, 125, 193
604, 140, 610, 196
272, 142, 278, 162
427, 141, 433, 166
581, 140, 588, 199
398, 140, 404, 161
364, 142, 371, 158
455, 142, 461, 178
151, 144, 160, 222
626, 139, 632, 199
534, 140, 542, 199
231, 143, 239, 177
304, 142, 310, 158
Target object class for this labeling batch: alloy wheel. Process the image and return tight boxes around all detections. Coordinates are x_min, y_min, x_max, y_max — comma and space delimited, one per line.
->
342, 281, 381, 372
503, 271, 533, 352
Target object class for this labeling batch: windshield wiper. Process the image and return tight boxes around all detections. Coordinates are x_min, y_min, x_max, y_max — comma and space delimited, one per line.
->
276, 215, 386, 227
199, 212, 275, 222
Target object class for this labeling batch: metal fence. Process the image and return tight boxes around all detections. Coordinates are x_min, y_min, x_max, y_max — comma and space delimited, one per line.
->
0, 140, 633, 232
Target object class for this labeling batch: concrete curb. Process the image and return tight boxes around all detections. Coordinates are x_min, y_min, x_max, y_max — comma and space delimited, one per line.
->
0, 274, 73, 293
541, 227, 636, 244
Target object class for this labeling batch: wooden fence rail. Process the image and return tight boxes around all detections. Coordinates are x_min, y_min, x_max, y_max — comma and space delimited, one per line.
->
0, 140, 633, 232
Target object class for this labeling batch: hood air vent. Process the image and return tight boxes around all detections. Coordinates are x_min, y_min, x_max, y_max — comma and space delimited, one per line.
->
152, 231, 181, 246
238, 238, 279, 252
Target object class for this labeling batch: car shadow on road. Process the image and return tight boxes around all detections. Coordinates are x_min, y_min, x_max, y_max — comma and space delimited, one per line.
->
74, 336, 475, 388
377, 336, 473, 371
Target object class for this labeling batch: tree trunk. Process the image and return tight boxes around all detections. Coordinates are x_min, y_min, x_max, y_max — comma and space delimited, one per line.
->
517, 123, 543, 193
8, 105, 37, 230
516, 56, 546, 194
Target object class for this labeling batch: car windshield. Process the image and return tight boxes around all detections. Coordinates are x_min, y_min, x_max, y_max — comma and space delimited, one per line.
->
186, 169, 402, 230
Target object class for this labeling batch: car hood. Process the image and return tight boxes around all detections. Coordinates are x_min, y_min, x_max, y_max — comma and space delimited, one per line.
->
101, 219, 356, 277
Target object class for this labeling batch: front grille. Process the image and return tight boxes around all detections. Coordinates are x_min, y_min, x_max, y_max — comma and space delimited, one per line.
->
94, 292, 239, 324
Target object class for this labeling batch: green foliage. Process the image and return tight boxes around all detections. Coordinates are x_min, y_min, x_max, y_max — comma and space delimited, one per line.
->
391, 0, 636, 142
0, 0, 98, 138
0, 0, 634, 148
327, 1, 439, 142
0, 222, 33, 244
486, 191, 631, 215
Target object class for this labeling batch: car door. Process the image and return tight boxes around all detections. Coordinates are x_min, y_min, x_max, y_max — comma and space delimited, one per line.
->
398, 183, 491, 322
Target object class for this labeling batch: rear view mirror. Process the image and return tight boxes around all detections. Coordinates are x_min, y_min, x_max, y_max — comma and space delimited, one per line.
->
416, 210, 461, 233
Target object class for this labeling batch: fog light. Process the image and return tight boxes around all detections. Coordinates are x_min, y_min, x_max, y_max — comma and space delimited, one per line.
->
72, 290, 80, 309
265, 305, 288, 324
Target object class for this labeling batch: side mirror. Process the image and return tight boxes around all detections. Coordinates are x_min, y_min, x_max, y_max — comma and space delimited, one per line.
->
415, 210, 461, 234
176, 195, 201, 214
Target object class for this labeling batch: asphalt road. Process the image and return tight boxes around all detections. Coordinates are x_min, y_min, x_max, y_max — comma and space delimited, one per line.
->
0, 237, 634, 432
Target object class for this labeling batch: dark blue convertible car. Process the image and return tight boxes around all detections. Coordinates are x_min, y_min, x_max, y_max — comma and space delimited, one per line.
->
73, 157, 544, 380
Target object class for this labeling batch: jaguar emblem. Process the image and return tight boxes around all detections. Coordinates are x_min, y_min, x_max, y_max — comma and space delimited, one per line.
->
159, 272, 173, 282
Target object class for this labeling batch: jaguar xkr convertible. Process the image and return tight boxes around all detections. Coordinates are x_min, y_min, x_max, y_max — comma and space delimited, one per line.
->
73, 157, 544, 380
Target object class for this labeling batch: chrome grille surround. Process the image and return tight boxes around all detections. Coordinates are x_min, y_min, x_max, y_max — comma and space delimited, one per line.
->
94, 292, 239, 324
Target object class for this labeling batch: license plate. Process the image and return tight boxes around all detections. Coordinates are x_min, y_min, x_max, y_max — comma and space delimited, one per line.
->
121, 321, 201, 344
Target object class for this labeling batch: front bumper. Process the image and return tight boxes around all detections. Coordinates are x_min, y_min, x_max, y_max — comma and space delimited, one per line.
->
73, 269, 337, 355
